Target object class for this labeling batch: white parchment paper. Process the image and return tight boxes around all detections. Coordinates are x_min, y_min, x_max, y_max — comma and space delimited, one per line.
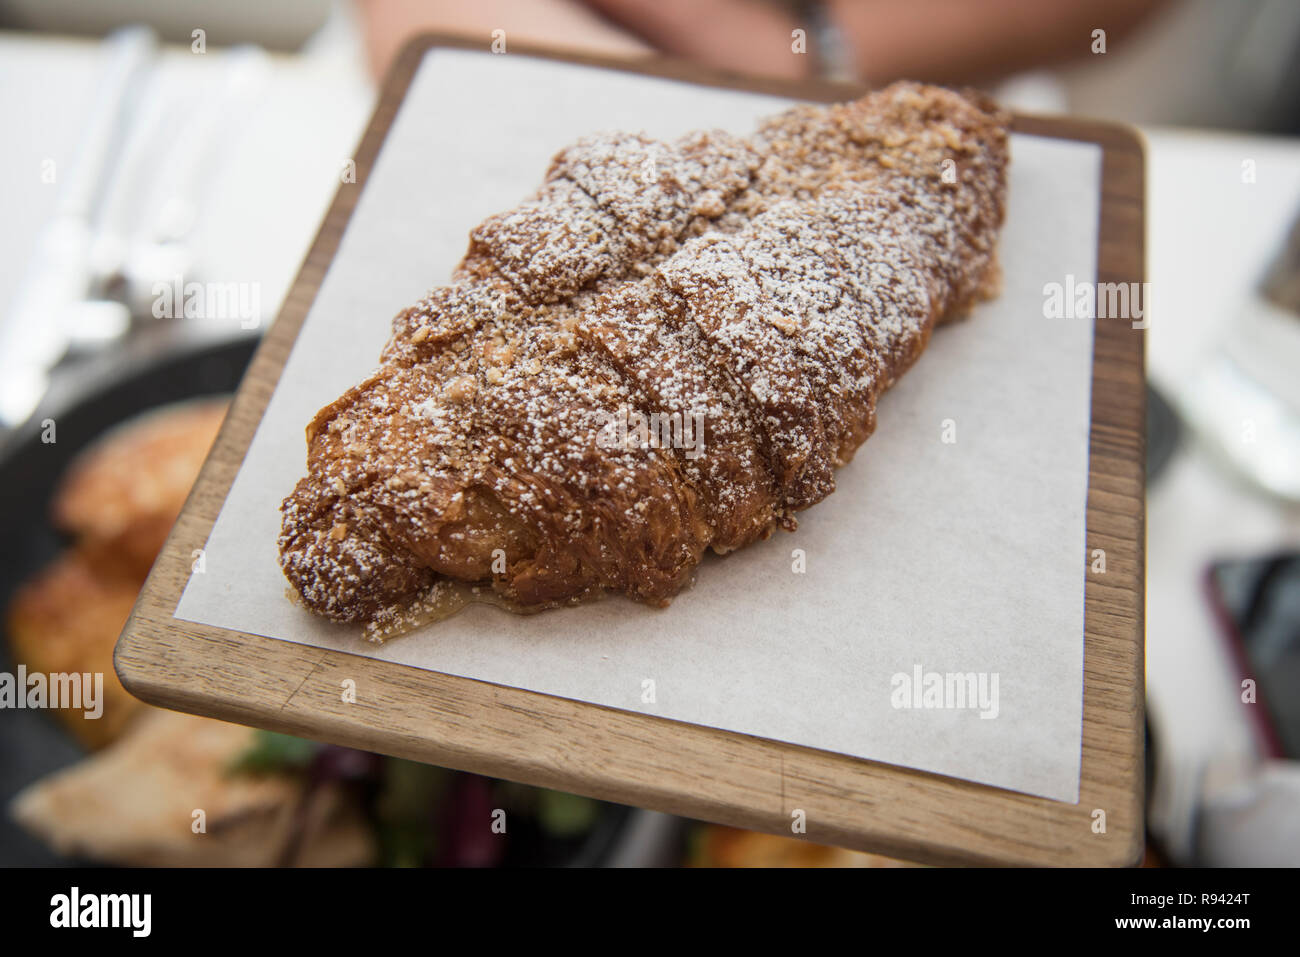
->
176, 50, 1100, 802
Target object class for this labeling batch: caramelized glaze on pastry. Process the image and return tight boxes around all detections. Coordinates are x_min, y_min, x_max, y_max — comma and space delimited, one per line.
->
278, 82, 1010, 635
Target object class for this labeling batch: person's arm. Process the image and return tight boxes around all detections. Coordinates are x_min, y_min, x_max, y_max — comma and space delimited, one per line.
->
827, 0, 1168, 85
582, 0, 1168, 84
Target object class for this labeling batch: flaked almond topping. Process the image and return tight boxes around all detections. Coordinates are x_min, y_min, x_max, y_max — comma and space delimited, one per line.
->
277, 82, 1010, 631
444, 375, 477, 402
484, 338, 515, 366
768, 313, 801, 335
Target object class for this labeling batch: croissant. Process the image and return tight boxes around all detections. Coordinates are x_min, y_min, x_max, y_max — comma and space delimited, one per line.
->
279, 82, 1010, 638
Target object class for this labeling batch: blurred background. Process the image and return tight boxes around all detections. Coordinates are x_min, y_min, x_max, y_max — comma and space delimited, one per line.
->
1, 0, 1298, 867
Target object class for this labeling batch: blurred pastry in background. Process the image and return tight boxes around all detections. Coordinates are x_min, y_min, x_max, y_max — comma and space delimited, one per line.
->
690, 825, 916, 867
2, 396, 372, 868
7, 548, 144, 749
4, 398, 227, 748
10, 710, 375, 867
52, 398, 228, 577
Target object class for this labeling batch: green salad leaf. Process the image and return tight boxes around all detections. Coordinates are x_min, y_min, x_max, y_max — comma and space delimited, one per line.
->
537, 789, 599, 837
226, 730, 318, 776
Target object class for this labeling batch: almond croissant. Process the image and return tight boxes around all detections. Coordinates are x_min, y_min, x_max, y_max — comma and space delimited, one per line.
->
279, 82, 1010, 635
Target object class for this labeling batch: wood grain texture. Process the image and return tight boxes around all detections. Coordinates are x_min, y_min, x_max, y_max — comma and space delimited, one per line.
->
115, 35, 1146, 867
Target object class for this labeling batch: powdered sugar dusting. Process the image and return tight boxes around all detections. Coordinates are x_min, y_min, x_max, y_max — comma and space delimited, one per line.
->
279, 82, 1011, 629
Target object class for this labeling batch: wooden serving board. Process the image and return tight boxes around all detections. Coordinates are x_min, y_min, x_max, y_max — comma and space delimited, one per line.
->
116, 35, 1145, 867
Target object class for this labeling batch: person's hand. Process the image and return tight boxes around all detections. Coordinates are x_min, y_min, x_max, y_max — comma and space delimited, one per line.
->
581, 0, 1169, 86
579, 0, 811, 79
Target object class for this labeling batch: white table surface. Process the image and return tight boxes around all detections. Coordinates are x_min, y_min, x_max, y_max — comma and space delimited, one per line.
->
1142, 127, 1300, 857
0, 30, 375, 341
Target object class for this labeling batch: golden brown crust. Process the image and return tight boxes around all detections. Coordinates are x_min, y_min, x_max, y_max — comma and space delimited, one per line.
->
279, 82, 1011, 628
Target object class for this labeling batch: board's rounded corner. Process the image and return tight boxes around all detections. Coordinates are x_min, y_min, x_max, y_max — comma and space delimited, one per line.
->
112, 618, 162, 705
1097, 823, 1147, 868
1119, 828, 1148, 868
1109, 120, 1148, 167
